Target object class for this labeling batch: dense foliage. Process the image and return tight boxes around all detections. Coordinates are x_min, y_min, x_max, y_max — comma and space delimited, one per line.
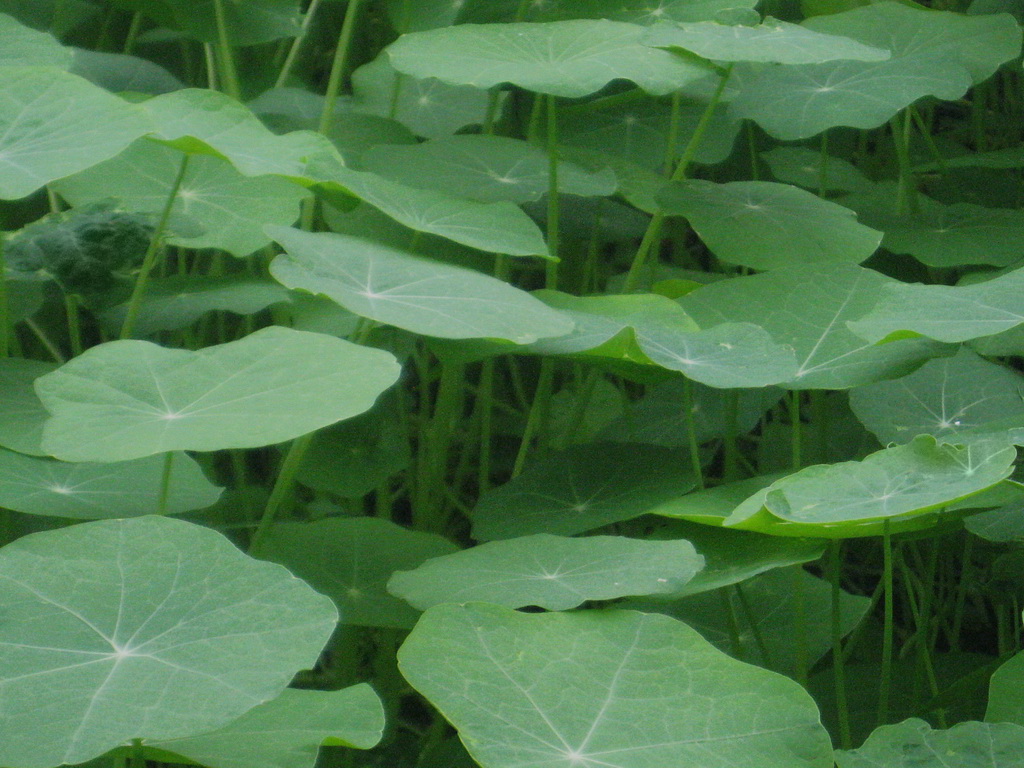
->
3, 1, 1024, 766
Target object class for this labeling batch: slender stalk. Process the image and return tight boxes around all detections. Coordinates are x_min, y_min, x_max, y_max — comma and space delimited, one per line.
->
248, 433, 313, 553
415, 360, 465, 532
24, 318, 62, 362
663, 91, 684, 175
274, 0, 324, 88
890, 110, 918, 215
735, 583, 771, 666
545, 93, 560, 288
65, 294, 83, 357
877, 521, 894, 726
318, 0, 366, 135
203, 43, 219, 90
477, 359, 496, 494
719, 588, 745, 659
211, 0, 241, 99
0, 236, 8, 358
512, 359, 555, 477
829, 541, 852, 749
157, 452, 175, 516
948, 534, 974, 651
682, 377, 705, 489
121, 156, 190, 340
123, 11, 143, 54
790, 390, 802, 469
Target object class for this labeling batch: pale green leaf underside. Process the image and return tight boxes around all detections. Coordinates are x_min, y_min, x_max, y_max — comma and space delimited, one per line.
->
658, 180, 881, 270
472, 442, 697, 540
0, 13, 72, 68
0, 358, 56, 456
398, 604, 834, 768
0, 516, 337, 768
642, 18, 890, 64
386, 19, 712, 98
725, 436, 1016, 538
256, 517, 459, 629
730, 4, 1022, 140
849, 347, 1024, 445
0, 449, 222, 519
388, 534, 703, 611
679, 263, 945, 389
529, 0, 760, 24
36, 326, 401, 462
835, 719, 1024, 768
145, 686, 385, 768
268, 227, 573, 343
0, 67, 149, 200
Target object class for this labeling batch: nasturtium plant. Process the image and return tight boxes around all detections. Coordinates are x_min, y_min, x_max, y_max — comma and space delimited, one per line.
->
5, 2, 1024, 766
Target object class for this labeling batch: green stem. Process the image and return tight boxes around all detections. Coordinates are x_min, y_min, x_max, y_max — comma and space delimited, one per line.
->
546, 93, 560, 288
123, 11, 143, 54
719, 588, 745, 659
248, 433, 313, 554
790, 390, 802, 470
318, 0, 365, 135
622, 66, 733, 293
891, 110, 918, 215
274, 0, 324, 88
735, 583, 772, 667
415, 360, 465, 532
512, 359, 555, 477
948, 534, 973, 651
129, 739, 145, 768
682, 377, 705, 489
157, 452, 175, 515
24, 318, 63, 363
829, 541, 852, 749
877, 521, 894, 726
65, 294, 83, 357
120, 155, 190, 340
663, 91, 683, 176
0, 235, 8, 358
476, 360, 496, 493
203, 43, 219, 90
211, 0, 241, 99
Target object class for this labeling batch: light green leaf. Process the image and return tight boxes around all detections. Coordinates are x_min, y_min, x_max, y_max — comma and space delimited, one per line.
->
657, 180, 881, 270
268, 227, 572, 342
70, 49, 183, 95
352, 55, 492, 139
642, 18, 890, 63
629, 567, 869, 678
987, 651, 1024, 725
761, 147, 872, 193
679, 263, 946, 389
730, 4, 1022, 140
361, 135, 616, 203
0, 515, 338, 768
843, 183, 1024, 268
36, 326, 401, 462
0, 12, 72, 68
725, 436, 1017, 538
966, 497, 1024, 543
835, 719, 1024, 768
144, 687, 385, 768
257, 517, 459, 629
54, 140, 309, 258
850, 268, 1024, 344
849, 347, 1024, 445
472, 442, 697, 540
398, 604, 834, 768
386, 20, 712, 98
0, 449, 221, 519
99, 276, 293, 337
648, 473, 786, 525
0, 67, 149, 200
495, 0, 761, 25
0, 358, 56, 456
388, 534, 703, 611
531, 291, 800, 388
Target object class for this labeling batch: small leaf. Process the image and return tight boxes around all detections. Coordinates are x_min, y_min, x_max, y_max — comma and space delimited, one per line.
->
835, 719, 1024, 768
388, 534, 704, 611
36, 326, 401, 462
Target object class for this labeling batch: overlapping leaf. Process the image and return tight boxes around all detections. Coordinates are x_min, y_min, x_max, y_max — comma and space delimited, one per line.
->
107, 0, 302, 45
835, 719, 1024, 768
0, 358, 56, 456
398, 604, 835, 768
35, 326, 401, 462
0, 12, 72, 68
0, 516, 338, 768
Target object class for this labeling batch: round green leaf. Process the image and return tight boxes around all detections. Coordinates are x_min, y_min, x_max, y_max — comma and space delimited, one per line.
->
398, 604, 834, 768
35, 326, 401, 462
0, 12, 72, 68
268, 227, 573, 342
256, 517, 458, 629
0, 449, 222, 519
386, 20, 712, 98
144, 686, 385, 768
657, 180, 881, 270
0, 515, 338, 768
0, 358, 56, 456
836, 719, 1024, 768
388, 534, 704, 611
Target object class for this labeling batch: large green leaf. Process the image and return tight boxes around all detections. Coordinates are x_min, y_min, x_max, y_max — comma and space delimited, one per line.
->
398, 604, 834, 768
361, 135, 616, 203
386, 20, 712, 98
642, 18, 890, 63
268, 227, 572, 342
730, 4, 1022, 140
725, 436, 1016, 538
849, 347, 1024, 445
657, 180, 882, 270
835, 719, 1024, 768
0, 449, 221, 519
35, 326, 401, 462
472, 442, 697, 540
0, 67, 149, 200
108, 0, 302, 45
54, 140, 309, 258
850, 268, 1024, 344
530, 291, 800, 388
0, 12, 72, 68
388, 534, 703, 611
144, 687, 385, 768
465, 0, 759, 24
0, 358, 56, 456
0, 515, 338, 768
256, 518, 458, 629
679, 263, 947, 389
99, 276, 293, 337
